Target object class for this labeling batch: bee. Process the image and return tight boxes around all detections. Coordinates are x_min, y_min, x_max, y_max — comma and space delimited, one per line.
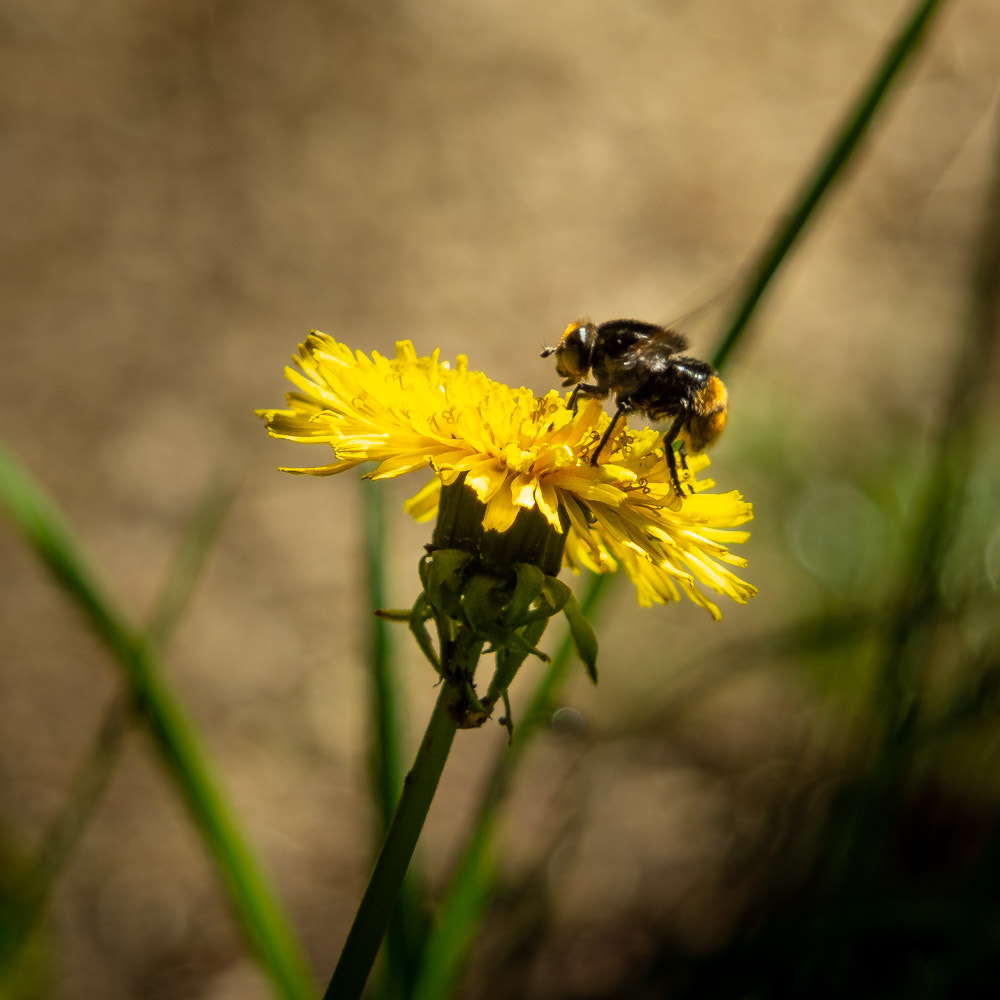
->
541, 318, 728, 494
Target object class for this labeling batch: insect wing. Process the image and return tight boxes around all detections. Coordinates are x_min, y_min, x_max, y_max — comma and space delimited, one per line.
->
649, 326, 689, 354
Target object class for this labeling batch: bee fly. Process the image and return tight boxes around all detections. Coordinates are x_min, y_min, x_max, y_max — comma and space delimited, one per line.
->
541, 318, 728, 495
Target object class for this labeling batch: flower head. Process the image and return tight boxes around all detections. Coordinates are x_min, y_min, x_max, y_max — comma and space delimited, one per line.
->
257, 332, 756, 618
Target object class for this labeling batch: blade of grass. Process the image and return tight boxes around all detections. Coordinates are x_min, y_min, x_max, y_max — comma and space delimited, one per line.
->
360, 479, 427, 997
712, 0, 950, 370
0, 446, 134, 662
146, 471, 239, 650
0, 442, 316, 1000
1, 693, 131, 974
875, 99, 1000, 727
120, 637, 318, 1000
362, 480, 404, 834
783, 102, 1000, 987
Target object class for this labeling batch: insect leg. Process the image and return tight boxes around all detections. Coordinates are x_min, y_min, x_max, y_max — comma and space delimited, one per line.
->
661, 412, 688, 495
590, 403, 627, 466
678, 442, 690, 476
567, 383, 602, 414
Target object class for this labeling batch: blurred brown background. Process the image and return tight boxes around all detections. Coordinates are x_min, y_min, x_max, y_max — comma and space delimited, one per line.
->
2, 1, 999, 998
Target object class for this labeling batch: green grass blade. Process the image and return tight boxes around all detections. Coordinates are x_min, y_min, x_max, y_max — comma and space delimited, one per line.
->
362, 480, 405, 834
0, 442, 316, 1000
876, 102, 1000, 731
409, 819, 498, 1000
360, 479, 428, 997
1, 695, 130, 977
410, 574, 610, 1000
147, 471, 239, 650
126, 638, 318, 1000
761, 110, 1000, 989
712, 0, 949, 370
0, 445, 135, 662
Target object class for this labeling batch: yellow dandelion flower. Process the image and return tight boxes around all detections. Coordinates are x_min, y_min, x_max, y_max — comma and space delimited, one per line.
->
257, 332, 756, 618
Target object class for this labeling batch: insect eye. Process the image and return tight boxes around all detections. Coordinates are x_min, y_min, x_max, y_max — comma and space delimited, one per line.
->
559, 334, 591, 379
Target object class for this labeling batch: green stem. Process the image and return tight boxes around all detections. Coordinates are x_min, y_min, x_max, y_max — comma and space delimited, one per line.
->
362, 481, 427, 1000
410, 573, 610, 1000
4, 695, 131, 967
128, 637, 318, 1000
362, 481, 403, 834
324, 679, 464, 1000
484, 618, 548, 709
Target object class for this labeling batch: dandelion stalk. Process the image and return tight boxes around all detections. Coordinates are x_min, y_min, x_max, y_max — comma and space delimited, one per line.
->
326, 478, 568, 999
258, 334, 757, 999
325, 680, 463, 1000
411, 571, 610, 1000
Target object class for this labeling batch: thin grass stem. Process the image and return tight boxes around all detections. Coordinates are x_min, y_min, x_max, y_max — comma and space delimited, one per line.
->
1, 694, 131, 970
147, 472, 238, 650
360, 480, 427, 998
875, 97, 1000, 740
